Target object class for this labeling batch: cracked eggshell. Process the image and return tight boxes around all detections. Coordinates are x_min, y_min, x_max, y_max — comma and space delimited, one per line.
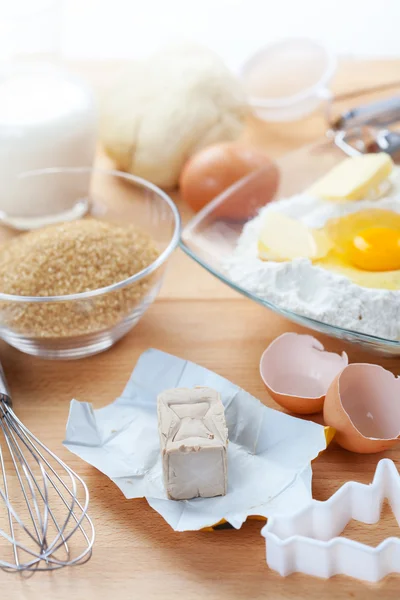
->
324, 363, 400, 454
260, 333, 348, 415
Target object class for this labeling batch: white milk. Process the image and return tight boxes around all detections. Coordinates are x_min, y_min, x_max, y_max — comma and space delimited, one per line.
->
0, 64, 97, 229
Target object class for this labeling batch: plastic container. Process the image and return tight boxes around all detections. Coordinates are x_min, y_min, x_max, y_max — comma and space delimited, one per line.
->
239, 38, 336, 122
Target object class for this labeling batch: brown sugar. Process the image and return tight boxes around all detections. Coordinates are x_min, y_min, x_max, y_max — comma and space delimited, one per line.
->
0, 219, 160, 338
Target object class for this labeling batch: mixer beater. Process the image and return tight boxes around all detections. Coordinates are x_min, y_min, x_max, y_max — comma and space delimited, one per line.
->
0, 363, 94, 572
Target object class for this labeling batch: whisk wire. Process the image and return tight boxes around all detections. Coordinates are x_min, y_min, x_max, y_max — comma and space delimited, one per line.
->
0, 396, 94, 572
1, 407, 64, 562
9, 411, 92, 554
1, 405, 48, 534
0, 412, 47, 553
0, 411, 66, 570
0, 442, 19, 569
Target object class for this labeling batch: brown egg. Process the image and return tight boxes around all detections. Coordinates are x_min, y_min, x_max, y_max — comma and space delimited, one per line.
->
324, 363, 400, 454
259, 333, 348, 415
179, 142, 280, 220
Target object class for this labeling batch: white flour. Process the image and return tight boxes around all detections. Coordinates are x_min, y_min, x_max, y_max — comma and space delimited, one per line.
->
226, 192, 400, 340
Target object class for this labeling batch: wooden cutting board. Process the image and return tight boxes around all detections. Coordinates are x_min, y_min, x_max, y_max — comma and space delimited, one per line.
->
1, 58, 400, 599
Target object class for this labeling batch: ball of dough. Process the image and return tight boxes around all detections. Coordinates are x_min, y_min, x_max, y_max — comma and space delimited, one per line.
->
100, 44, 248, 189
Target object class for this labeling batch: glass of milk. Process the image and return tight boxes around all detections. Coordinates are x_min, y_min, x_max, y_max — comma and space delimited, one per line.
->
0, 64, 97, 229
0, 2, 97, 230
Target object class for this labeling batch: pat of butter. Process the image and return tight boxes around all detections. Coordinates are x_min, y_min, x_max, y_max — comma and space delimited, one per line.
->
258, 212, 331, 262
157, 387, 228, 501
307, 153, 393, 202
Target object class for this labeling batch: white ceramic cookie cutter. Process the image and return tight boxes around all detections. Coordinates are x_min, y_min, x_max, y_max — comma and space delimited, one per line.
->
262, 459, 400, 582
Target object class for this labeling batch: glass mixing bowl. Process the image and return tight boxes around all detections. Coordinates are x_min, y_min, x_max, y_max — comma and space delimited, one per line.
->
180, 141, 400, 356
0, 167, 180, 359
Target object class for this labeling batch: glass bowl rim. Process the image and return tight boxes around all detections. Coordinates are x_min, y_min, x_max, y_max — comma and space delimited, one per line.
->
0, 167, 181, 303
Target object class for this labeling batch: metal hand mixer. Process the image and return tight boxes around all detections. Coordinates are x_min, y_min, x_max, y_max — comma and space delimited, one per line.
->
328, 93, 400, 161
0, 362, 94, 572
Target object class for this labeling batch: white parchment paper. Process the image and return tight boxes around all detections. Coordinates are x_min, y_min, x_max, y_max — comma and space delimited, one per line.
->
64, 349, 328, 531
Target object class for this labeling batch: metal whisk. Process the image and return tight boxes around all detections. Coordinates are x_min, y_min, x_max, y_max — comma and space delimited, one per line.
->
0, 362, 94, 572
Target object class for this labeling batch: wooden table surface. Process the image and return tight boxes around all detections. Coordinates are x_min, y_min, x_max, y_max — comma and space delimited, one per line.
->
2, 58, 400, 599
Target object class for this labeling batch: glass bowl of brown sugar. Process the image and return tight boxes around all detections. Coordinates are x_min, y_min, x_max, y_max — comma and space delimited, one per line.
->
0, 167, 180, 359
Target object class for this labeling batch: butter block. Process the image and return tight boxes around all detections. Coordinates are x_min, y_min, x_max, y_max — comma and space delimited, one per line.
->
257, 212, 331, 262
307, 153, 393, 202
157, 387, 228, 501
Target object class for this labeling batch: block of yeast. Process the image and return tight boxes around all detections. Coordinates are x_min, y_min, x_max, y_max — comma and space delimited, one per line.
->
157, 386, 228, 501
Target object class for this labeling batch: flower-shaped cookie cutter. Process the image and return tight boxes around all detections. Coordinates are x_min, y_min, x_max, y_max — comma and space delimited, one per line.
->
262, 459, 400, 582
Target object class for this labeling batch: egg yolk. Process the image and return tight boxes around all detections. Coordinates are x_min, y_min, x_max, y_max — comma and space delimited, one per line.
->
348, 227, 400, 271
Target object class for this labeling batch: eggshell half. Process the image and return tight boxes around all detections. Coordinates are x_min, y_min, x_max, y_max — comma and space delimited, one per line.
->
260, 333, 348, 414
324, 363, 400, 453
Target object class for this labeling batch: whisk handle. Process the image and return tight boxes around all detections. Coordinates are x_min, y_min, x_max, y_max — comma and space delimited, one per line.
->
0, 360, 12, 406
